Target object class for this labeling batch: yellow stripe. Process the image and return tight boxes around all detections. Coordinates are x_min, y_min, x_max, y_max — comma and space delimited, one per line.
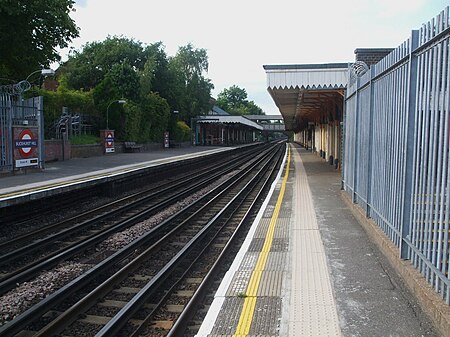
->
0, 162, 162, 199
233, 145, 291, 336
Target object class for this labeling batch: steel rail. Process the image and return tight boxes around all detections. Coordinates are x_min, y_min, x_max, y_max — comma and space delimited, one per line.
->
0, 146, 271, 294
0, 144, 278, 337
95, 144, 284, 337
0, 145, 258, 254
156, 145, 285, 337
32, 144, 282, 337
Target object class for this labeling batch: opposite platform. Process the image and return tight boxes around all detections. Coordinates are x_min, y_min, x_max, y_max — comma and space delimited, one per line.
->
0, 146, 228, 207
197, 144, 438, 337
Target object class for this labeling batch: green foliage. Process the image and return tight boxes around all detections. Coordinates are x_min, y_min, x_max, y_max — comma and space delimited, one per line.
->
61, 36, 144, 90
0, 0, 79, 80
19, 35, 216, 143
70, 134, 100, 145
140, 42, 172, 99
93, 62, 140, 105
27, 85, 96, 138
216, 85, 264, 115
168, 44, 214, 122
172, 121, 191, 142
121, 92, 170, 142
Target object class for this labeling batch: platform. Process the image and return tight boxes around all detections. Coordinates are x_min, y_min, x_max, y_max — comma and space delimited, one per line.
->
0, 143, 441, 336
0, 146, 228, 207
196, 144, 438, 337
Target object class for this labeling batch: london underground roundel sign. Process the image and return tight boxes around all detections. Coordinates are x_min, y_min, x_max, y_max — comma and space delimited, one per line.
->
16, 129, 37, 158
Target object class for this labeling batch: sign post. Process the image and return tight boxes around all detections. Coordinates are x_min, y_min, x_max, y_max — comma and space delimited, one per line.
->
13, 128, 39, 168
164, 131, 169, 148
101, 130, 115, 154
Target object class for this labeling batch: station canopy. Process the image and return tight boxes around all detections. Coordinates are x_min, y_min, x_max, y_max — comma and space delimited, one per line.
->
196, 115, 263, 130
263, 63, 348, 132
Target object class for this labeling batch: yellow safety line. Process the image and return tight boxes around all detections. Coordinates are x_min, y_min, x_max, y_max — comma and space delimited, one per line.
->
0, 160, 174, 199
233, 144, 291, 336
0, 150, 229, 200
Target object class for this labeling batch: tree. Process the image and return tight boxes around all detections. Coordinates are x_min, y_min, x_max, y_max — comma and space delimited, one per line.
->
62, 36, 144, 90
168, 44, 214, 122
140, 42, 172, 101
123, 92, 170, 142
216, 85, 264, 115
0, 0, 79, 80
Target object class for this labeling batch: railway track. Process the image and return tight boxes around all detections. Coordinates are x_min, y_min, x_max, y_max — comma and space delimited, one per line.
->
0, 142, 286, 337
0, 145, 264, 293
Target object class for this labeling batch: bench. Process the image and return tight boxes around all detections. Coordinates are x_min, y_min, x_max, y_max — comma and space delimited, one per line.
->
169, 140, 181, 148
124, 141, 142, 152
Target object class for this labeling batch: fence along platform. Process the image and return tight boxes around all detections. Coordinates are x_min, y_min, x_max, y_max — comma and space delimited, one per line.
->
343, 6, 450, 304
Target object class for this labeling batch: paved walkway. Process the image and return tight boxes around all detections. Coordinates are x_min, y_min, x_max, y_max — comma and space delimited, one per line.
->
0, 146, 225, 192
197, 144, 438, 337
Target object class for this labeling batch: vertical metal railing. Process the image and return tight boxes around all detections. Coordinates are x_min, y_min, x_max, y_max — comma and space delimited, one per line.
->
0, 92, 13, 172
0, 88, 44, 172
343, 7, 450, 304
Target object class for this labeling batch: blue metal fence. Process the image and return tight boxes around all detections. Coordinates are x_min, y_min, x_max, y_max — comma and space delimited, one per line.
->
343, 7, 450, 304
0, 85, 44, 173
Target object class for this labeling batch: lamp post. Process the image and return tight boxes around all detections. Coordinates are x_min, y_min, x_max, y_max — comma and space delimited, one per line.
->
25, 68, 55, 82
106, 99, 126, 130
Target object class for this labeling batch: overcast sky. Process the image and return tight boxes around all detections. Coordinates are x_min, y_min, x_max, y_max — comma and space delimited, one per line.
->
65, 0, 448, 115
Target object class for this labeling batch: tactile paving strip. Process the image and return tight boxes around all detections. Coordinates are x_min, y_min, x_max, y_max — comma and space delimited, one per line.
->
253, 218, 270, 238
270, 238, 288, 252
248, 297, 282, 335
248, 238, 265, 252
263, 204, 276, 218
264, 252, 287, 271
226, 269, 252, 296
209, 297, 245, 335
239, 252, 259, 270
256, 271, 284, 296
289, 147, 342, 337
273, 218, 290, 238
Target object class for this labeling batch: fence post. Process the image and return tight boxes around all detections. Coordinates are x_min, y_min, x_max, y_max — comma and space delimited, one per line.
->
366, 68, 375, 217
400, 30, 420, 259
37, 96, 45, 169
352, 77, 360, 203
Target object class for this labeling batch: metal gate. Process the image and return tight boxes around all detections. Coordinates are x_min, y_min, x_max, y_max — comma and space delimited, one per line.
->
0, 82, 44, 173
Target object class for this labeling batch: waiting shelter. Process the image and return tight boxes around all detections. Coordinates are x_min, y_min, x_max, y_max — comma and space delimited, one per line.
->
192, 115, 263, 146
263, 63, 347, 167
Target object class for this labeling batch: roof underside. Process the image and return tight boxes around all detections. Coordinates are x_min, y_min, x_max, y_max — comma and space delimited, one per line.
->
197, 116, 263, 130
264, 63, 348, 132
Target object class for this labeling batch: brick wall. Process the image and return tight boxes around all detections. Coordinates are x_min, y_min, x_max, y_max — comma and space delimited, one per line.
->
44, 140, 71, 162
354, 48, 394, 65
70, 144, 104, 158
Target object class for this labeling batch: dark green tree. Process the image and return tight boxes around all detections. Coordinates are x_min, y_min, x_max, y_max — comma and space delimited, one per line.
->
140, 42, 174, 104
0, 0, 79, 80
216, 85, 264, 115
61, 36, 144, 90
92, 62, 140, 134
168, 43, 214, 122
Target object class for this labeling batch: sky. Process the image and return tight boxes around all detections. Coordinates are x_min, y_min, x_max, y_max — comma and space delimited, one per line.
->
62, 0, 449, 115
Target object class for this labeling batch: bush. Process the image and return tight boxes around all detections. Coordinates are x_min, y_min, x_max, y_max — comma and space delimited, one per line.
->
172, 121, 191, 142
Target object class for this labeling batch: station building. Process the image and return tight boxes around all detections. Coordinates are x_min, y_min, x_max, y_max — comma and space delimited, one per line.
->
192, 106, 263, 146
264, 49, 392, 169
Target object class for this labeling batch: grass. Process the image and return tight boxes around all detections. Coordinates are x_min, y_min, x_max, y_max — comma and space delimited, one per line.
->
70, 134, 101, 145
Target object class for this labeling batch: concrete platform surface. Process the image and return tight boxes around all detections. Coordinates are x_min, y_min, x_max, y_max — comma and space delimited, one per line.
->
197, 144, 439, 337
0, 146, 225, 192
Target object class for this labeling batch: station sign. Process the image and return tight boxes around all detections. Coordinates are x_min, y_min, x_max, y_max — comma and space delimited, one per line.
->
105, 131, 115, 153
13, 128, 39, 168
101, 130, 115, 154
164, 131, 169, 148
